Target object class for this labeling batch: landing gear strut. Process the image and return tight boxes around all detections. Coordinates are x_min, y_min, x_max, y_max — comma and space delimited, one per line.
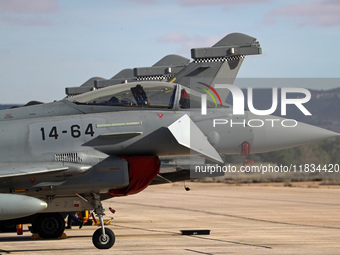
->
90, 194, 115, 249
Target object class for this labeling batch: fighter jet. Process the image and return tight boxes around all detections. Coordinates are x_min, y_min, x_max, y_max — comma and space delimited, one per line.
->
0, 33, 337, 249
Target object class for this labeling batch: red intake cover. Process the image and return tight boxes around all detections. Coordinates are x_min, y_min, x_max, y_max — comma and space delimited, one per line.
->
108, 156, 160, 197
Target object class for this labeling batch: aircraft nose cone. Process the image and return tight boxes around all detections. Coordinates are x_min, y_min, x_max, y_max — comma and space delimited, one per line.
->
248, 113, 339, 153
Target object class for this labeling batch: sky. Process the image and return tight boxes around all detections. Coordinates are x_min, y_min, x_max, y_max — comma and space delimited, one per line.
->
0, 0, 339, 104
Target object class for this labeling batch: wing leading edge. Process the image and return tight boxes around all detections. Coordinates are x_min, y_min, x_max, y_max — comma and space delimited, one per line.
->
0, 162, 91, 179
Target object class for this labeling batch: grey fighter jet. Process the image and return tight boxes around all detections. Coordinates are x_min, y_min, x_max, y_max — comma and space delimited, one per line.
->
0, 33, 337, 249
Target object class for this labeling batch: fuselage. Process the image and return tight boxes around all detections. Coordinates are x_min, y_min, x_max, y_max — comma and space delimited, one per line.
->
0, 81, 337, 200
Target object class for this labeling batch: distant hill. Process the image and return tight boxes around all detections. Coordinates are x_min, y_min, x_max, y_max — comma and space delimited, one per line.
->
226, 87, 340, 133
0, 105, 17, 110
0, 101, 40, 110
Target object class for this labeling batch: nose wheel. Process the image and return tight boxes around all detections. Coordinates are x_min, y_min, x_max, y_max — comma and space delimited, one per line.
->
88, 193, 116, 249
92, 227, 115, 249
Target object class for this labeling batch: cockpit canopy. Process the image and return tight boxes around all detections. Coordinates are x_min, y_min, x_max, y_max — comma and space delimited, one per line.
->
66, 81, 220, 110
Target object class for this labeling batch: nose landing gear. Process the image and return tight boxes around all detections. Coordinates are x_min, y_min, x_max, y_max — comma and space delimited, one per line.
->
89, 193, 115, 249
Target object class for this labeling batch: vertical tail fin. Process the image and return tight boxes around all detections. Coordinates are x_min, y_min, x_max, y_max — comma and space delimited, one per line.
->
172, 33, 261, 102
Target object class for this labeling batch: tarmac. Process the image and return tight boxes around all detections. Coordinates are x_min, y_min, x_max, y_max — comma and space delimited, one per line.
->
1, 182, 340, 255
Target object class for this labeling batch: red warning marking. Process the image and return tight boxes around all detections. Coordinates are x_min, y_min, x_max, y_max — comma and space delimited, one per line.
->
158, 113, 163, 118
109, 207, 116, 214
30, 178, 36, 183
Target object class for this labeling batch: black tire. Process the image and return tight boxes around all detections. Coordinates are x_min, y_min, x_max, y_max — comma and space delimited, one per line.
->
92, 227, 115, 249
36, 213, 65, 239
0, 224, 16, 233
